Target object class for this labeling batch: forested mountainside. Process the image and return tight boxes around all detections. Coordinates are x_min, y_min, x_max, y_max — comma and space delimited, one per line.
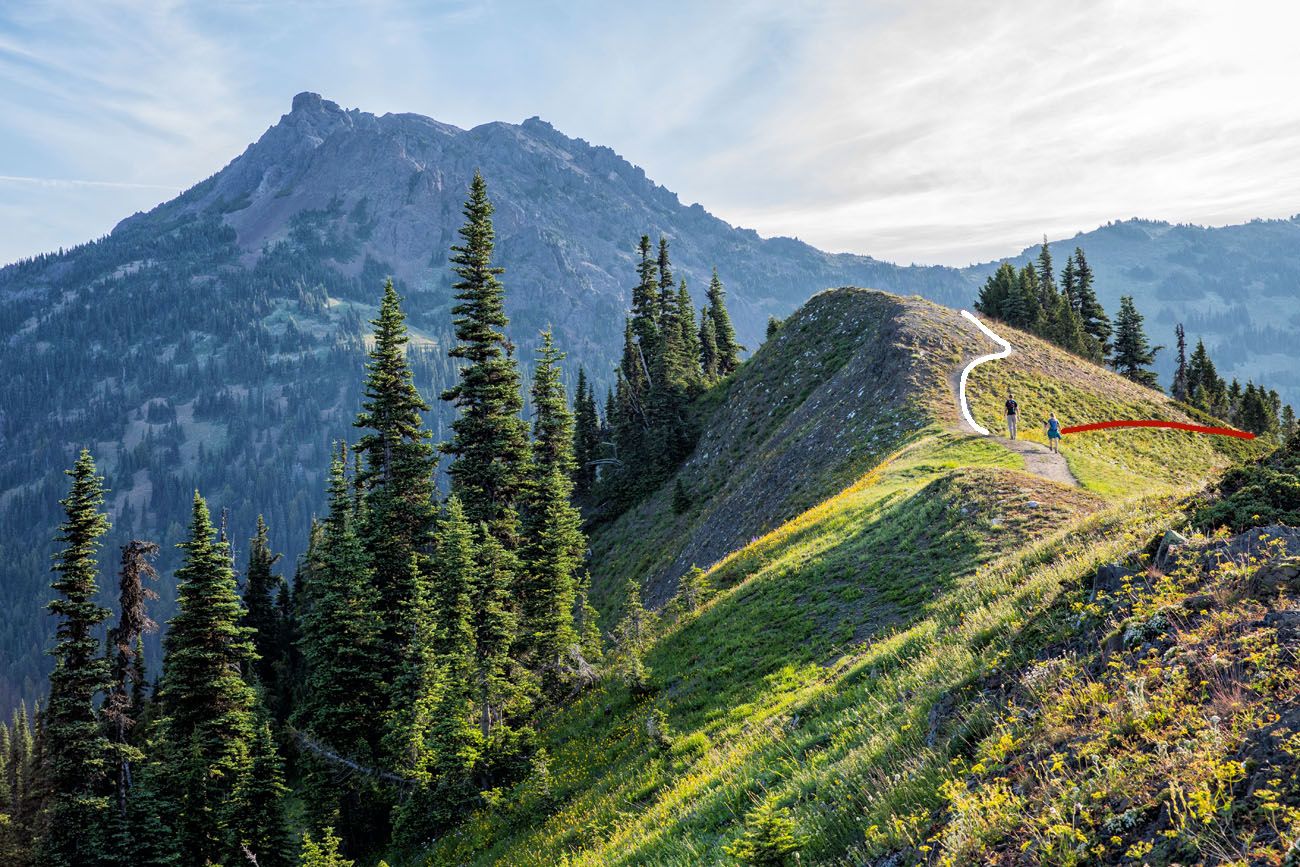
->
4, 199, 1297, 862
0, 93, 970, 714
970, 217, 1300, 405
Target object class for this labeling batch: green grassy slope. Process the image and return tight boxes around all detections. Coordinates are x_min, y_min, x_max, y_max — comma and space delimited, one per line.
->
419, 289, 1278, 866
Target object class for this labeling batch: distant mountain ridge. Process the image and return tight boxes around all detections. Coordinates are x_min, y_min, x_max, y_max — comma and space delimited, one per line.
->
111, 91, 974, 362
967, 216, 1300, 404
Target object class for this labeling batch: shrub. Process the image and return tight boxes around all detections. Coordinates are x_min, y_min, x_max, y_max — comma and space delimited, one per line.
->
1195, 432, 1300, 531
724, 798, 805, 866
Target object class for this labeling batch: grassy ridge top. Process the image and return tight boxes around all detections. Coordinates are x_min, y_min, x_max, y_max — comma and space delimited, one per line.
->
591, 288, 1260, 613
416, 288, 1280, 865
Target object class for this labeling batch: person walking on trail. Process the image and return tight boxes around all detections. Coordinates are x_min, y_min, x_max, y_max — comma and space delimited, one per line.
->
1045, 412, 1062, 453
1005, 393, 1019, 439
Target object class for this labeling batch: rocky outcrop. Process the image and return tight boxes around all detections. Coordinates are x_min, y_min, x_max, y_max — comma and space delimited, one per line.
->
106, 92, 975, 373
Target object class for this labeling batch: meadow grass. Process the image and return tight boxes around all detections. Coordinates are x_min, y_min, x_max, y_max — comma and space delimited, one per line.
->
423, 433, 1174, 865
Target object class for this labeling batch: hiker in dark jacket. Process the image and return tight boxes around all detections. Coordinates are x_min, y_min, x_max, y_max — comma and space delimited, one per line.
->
1005, 393, 1019, 439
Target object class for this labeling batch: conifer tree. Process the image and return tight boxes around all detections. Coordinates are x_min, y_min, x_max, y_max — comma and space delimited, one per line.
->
1186, 339, 1228, 416
116, 754, 180, 867
573, 570, 604, 668
1228, 379, 1244, 422
159, 492, 263, 865
1047, 292, 1089, 356
0, 722, 16, 866
242, 516, 284, 691
1059, 251, 1078, 311
1072, 247, 1111, 355
520, 467, 583, 695
572, 369, 600, 496
103, 540, 159, 829
389, 496, 481, 845
613, 578, 654, 694
471, 530, 522, 739
40, 449, 113, 867
699, 306, 720, 381
657, 236, 675, 322
354, 279, 437, 677
527, 330, 576, 480
1035, 236, 1057, 306
1111, 296, 1161, 388
975, 263, 1017, 321
5, 702, 36, 864
300, 828, 353, 867
293, 451, 386, 842
677, 281, 703, 389
441, 172, 531, 534
1023, 264, 1047, 330
1171, 324, 1189, 401
706, 269, 741, 375
630, 236, 660, 355
225, 718, 293, 867
520, 331, 584, 693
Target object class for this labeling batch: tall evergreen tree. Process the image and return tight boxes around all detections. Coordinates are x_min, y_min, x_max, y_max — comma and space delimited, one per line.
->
528, 330, 576, 480
572, 369, 600, 496
630, 236, 660, 356
5, 702, 37, 865
706, 269, 741, 375
1035, 236, 1057, 309
1186, 338, 1228, 417
1045, 292, 1089, 356
159, 492, 268, 865
656, 236, 675, 322
1171, 324, 1189, 401
40, 449, 113, 867
354, 279, 437, 678
677, 281, 703, 389
293, 451, 386, 845
1059, 251, 1078, 312
471, 530, 522, 740
520, 466, 583, 696
1071, 247, 1111, 355
0, 721, 16, 866
441, 172, 531, 534
1111, 296, 1161, 388
699, 306, 720, 381
392, 496, 482, 844
242, 517, 285, 691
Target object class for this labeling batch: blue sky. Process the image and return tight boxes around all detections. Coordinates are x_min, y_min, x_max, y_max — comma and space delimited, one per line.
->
3, 1, 1299, 266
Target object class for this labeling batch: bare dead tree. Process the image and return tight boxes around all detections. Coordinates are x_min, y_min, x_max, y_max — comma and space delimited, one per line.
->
104, 539, 160, 817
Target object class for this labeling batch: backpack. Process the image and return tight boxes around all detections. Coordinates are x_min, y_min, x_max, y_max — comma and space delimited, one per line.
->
1005, 399, 1018, 415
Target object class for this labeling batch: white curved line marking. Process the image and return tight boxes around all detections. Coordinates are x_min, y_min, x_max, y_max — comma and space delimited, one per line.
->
958, 310, 1013, 436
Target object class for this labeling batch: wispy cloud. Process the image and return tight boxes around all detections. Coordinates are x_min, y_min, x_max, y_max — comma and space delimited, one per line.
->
3, 1, 1300, 266
0, 175, 181, 191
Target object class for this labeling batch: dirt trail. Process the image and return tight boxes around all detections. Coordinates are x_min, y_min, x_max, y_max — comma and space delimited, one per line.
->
947, 342, 1080, 488
993, 434, 1078, 487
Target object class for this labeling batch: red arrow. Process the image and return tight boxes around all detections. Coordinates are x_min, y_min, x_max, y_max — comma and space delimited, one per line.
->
1059, 420, 1255, 439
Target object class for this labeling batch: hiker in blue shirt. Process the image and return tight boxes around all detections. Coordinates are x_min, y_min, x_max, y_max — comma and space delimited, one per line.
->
1045, 412, 1062, 453
1005, 393, 1019, 439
